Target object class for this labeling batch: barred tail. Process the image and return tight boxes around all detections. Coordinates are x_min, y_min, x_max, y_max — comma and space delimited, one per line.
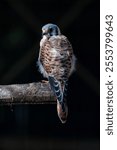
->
48, 76, 63, 103
48, 76, 68, 123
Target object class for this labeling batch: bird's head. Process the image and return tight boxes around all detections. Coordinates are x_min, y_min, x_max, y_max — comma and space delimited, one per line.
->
42, 23, 61, 37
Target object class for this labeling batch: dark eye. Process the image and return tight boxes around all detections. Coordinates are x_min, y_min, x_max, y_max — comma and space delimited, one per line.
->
49, 27, 53, 32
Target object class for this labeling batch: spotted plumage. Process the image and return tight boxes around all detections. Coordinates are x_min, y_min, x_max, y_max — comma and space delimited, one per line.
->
37, 23, 76, 123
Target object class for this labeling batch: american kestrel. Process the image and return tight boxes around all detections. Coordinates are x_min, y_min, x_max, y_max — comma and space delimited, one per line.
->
37, 23, 76, 123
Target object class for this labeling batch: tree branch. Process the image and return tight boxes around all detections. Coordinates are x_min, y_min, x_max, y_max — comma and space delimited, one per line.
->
0, 82, 56, 105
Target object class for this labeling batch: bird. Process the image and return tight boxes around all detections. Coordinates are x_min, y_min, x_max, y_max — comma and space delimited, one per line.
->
37, 23, 76, 123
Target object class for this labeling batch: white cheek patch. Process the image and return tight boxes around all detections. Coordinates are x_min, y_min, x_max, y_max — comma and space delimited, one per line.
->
43, 35, 47, 40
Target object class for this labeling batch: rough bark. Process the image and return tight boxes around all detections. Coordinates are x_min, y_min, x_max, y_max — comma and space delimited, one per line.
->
0, 82, 55, 105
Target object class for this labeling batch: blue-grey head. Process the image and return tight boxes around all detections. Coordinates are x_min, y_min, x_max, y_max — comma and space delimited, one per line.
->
42, 23, 61, 37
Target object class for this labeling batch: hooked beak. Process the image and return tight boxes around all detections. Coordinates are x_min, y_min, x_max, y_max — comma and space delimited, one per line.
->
42, 29, 48, 36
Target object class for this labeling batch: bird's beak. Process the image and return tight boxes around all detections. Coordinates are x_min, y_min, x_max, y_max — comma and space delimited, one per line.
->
42, 29, 48, 36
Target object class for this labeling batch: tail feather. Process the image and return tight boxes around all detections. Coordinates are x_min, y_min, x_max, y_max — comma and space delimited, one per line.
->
57, 100, 68, 124
63, 80, 68, 102
48, 76, 63, 103
48, 76, 68, 123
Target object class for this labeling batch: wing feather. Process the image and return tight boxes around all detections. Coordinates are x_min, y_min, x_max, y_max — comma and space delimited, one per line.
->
37, 35, 75, 111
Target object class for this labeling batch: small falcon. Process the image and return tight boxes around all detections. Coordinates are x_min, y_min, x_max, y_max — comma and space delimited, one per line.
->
37, 23, 76, 123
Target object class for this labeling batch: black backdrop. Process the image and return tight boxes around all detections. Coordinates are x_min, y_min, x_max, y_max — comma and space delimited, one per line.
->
0, 0, 100, 149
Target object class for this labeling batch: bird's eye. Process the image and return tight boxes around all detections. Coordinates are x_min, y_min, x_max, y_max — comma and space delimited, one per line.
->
49, 27, 53, 32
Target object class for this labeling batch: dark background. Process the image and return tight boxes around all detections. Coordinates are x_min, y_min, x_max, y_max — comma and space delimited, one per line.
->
0, 0, 100, 149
